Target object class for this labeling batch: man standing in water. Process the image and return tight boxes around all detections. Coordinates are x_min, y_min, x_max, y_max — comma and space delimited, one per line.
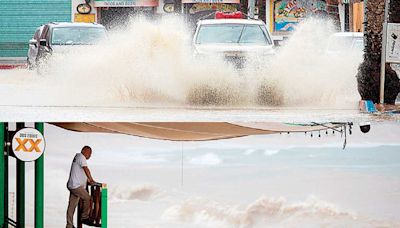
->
66, 146, 96, 228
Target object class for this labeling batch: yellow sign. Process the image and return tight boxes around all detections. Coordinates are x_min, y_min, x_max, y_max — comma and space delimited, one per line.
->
15, 138, 42, 152
12, 128, 46, 162
74, 13, 96, 23
189, 3, 237, 14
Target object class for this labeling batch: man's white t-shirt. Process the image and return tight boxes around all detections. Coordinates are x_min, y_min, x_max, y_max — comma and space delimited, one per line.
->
67, 153, 88, 189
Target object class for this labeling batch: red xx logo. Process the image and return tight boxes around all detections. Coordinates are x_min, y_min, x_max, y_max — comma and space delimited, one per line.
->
15, 138, 42, 152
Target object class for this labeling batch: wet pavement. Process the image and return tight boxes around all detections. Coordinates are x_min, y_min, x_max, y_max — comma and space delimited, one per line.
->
2, 104, 398, 122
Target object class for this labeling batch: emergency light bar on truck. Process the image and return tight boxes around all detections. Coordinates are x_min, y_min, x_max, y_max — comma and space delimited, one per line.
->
198, 11, 246, 20
215, 11, 243, 19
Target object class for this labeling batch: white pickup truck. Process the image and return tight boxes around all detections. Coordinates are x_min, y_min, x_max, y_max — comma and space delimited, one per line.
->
192, 12, 275, 68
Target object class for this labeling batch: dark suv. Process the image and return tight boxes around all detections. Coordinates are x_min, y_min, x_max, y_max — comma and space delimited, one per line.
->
27, 22, 106, 70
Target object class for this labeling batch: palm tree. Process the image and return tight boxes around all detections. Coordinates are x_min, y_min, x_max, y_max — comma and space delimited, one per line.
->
356, 0, 400, 104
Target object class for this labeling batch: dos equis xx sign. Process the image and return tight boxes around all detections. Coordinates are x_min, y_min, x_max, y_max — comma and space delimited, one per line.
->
12, 128, 46, 162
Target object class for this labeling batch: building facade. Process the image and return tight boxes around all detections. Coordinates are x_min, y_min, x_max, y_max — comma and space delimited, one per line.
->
0, 0, 364, 58
265, 0, 336, 35
264, 0, 364, 36
0, 0, 72, 58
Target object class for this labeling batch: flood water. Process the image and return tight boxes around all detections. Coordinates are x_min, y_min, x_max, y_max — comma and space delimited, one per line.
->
5, 123, 400, 228
0, 17, 362, 113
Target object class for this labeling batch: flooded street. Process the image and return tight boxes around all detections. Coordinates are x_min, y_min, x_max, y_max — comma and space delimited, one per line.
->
0, 104, 375, 122
0, 18, 362, 117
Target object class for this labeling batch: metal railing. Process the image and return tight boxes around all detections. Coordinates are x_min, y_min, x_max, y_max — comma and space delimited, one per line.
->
77, 182, 107, 228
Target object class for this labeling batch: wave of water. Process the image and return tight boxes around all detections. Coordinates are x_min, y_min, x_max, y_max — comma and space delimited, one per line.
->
0, 16, 361, 108
109, 184, 163, 201
162, 195, 398, 228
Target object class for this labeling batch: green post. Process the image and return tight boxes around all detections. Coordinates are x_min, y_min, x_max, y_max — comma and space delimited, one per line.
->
101, 185, 107, 228
3, 123, 8, 228
15, 123, 25, 228
16, 160, 25, 228
0, 123, 5, 228
35, 123, 44, 228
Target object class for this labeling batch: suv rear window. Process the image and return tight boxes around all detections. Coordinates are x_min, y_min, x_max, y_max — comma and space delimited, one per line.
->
51, 27, 106, 45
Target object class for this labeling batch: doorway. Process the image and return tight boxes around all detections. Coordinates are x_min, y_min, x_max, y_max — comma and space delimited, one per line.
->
99, 7, 155, 30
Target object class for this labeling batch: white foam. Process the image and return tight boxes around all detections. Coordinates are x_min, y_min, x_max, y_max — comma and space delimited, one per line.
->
263, 149, 280, 156
244, 149, 256, 155
190, 153, 222, 166
162, 195, 398, 227
109, 184, 162, 201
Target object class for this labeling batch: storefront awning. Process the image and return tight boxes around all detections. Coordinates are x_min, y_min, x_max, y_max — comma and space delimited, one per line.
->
94, 0, 158, 7
51, 122, 345, 141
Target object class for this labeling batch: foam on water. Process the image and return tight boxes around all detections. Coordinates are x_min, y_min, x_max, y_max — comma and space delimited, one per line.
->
109, 184, 163, 201
263, 149, 280, 156
243, 149, 256, 156
190, 153, 222, 166
162, 195, 398, 228
0, 16, 361, 107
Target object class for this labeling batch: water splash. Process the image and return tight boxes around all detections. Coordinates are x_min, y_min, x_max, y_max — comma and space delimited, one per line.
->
0, 16, 361, 107
109, 184, 162, 201
261, 18, 361, 107
162, 195, 398, 228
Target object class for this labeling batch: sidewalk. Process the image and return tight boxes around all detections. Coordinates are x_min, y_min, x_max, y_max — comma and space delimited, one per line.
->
360, 100, 400, 114
0, 57, 27, 69
376, 103, 400, 114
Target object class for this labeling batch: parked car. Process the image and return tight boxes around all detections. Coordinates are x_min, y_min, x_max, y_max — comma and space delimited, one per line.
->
192, 12, 275, 68
27, 25, 45, 70
326, 32, 364, 55
27, 22, 107, 70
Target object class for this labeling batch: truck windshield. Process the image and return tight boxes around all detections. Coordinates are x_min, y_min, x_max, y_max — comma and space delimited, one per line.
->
51, 27, 106, 45
196, 24, 270, 45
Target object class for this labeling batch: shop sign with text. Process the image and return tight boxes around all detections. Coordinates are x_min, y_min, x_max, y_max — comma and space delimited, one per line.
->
189, 3, 237, 14
94, 0, 158, 7
12, 128, 46, 162
386, 23, 400, 63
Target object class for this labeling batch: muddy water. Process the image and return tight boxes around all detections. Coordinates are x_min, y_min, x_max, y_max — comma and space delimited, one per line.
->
0, 17, 362, 110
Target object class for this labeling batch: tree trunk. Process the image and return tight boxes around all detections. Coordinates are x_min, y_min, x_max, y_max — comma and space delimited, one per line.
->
356, 0, 400, 104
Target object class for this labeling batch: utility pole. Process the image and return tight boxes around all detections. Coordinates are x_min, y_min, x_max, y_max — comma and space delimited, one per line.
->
248, 0, 255, 19
380, 0, 390, 104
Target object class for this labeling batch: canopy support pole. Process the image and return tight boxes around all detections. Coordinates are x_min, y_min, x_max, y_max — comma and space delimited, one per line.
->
16, 123, 25, 228
35, 123, 44, 228
0, 123, 5, 228
101, 185, 107, 228
3, 124, 8, 228
16, 161, 25, 228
